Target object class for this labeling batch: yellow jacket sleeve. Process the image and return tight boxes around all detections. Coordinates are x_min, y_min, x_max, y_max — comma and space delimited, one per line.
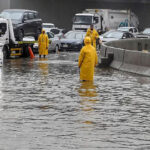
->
95, 50, 98, 66
78, 48, 85, 68
94, 29, 99, 39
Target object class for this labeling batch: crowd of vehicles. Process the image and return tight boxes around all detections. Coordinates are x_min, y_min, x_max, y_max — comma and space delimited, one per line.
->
1, 8, 150, 62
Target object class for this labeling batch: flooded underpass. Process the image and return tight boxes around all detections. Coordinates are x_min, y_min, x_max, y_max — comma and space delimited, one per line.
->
0, 52, 150, 150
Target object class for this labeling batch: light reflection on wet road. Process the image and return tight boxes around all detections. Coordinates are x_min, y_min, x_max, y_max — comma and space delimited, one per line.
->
0, 52, 150, 150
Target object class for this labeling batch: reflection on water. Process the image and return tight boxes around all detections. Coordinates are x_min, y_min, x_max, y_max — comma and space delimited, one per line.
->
79, 81, 98, 111
38, 58, 49, 75
0, 52, 150, 150
78, 81, 99, 125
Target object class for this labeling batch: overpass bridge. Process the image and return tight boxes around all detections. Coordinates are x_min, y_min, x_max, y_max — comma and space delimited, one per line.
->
0, 0, 150, 30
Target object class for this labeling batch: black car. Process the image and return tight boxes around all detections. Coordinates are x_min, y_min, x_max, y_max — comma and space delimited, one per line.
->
0, 9, 42, 41
60, 31, 86, 51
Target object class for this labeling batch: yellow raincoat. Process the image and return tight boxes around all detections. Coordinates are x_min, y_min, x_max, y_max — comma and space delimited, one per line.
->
86, 28, 99, 48
38, 30, 49, 55
78, 37, 98, 81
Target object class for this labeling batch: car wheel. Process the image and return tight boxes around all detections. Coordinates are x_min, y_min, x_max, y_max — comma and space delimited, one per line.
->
18, 30, 24, 41
3, 46, 10, 59
55, 45, 59, 53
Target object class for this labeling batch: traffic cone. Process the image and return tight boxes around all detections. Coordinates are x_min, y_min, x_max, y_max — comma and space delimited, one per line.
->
28, 46, 35, 59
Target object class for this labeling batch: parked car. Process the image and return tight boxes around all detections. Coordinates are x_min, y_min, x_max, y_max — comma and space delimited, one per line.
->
100, 30, 134, 42
42, 23, 55, 32
60, 31, 86, 51
33, 31, 60, 53
49, 28, 66, 39
0, 9, 42, 41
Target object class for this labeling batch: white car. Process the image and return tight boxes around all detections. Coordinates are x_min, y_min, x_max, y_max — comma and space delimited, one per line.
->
42, 23, 55, 32
33, 32, 60, 52
49, 28, 66, 39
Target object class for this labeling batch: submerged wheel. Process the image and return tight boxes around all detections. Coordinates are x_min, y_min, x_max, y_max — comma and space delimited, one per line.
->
22, 45, 30, 58
3, 46, 10, 59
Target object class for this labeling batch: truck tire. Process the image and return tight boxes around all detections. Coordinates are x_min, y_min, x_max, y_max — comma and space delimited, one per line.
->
22, 45, 30, 58
3, 46, 10, 59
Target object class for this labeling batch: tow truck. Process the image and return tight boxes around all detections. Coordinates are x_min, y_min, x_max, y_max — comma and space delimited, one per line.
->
0, 17, 37, 64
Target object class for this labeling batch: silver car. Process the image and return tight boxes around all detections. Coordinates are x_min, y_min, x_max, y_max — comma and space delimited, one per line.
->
100, 30, 134, 43
33, 32, 60, 52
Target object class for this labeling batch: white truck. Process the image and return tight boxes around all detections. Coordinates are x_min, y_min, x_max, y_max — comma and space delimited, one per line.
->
0, 17, 36, 65
72, 9, 139, 34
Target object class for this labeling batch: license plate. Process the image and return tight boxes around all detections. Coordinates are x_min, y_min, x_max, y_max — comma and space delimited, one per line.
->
63, 44, 68, 48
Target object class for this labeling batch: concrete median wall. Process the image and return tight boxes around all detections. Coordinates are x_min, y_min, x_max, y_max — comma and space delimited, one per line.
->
101, 39, 150, 76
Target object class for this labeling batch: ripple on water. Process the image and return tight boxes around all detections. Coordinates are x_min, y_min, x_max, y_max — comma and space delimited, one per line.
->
0, 53, 150, 150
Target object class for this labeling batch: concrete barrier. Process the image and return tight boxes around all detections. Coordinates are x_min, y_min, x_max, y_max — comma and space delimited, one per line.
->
110, 48, 125, 69
100, 39, 150, 77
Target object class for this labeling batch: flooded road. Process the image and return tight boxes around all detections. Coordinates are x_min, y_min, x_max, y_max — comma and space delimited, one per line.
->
0, 52, 150, 150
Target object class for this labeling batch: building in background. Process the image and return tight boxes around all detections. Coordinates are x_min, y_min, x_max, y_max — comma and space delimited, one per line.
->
0, 0, 150, 30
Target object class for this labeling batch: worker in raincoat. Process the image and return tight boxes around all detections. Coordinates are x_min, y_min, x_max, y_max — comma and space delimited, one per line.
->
86, 24, 99, 49
78, 37, 98, 81
38, 29, 49, 58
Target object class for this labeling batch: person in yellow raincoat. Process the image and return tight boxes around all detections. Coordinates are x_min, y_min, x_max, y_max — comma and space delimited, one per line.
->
86, 24, 99, 49
38, 29, 49, 58
78, 37, 98, 81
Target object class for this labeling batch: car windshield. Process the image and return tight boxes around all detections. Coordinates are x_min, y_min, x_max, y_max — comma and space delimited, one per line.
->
47, 32, 54, 38
1, 11, 23, 21
51, 29, 60, 34
73, 15, 92, 25
143, 28, 150, 34
103, 31, 123, 39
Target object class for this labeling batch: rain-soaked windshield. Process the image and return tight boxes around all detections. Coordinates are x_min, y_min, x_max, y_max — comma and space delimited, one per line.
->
0, 11, 23, 22
73, 15, 92, 25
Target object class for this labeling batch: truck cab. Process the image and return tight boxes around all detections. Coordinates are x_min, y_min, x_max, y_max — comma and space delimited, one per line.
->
72, 13, 102, 33
0, 17, 36, 60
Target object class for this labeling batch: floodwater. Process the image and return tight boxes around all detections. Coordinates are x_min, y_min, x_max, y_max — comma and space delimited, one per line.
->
0, 52, 150, 150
